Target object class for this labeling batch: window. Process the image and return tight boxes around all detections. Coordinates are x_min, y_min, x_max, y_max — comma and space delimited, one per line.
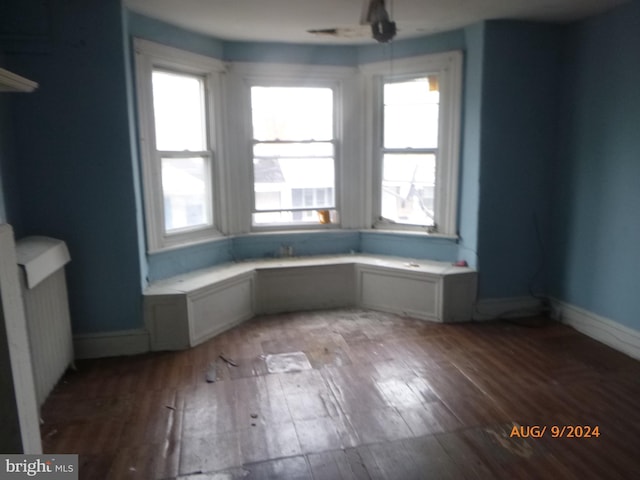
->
154, 71, 211, 232
134, 39, 224, 251
134, 43, 460, 248
250, 86, 338, 227
381, 77, 438, 226
365, 51, 463, 235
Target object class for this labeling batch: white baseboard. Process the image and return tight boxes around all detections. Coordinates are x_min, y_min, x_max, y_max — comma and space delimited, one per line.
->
551, 299, 640, 361
473, 296, 546, 321
74, 329, 150, 359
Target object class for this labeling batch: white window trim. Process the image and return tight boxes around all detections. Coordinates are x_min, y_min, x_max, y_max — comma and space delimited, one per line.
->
361, 51, 463, 236
134, 38, 227, 252
227, 62, 359, 233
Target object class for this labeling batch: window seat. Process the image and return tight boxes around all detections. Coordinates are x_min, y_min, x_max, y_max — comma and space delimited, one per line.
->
143, 254, 477, 351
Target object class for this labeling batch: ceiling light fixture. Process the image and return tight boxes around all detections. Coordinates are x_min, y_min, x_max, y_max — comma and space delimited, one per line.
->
363, 0, 397, 43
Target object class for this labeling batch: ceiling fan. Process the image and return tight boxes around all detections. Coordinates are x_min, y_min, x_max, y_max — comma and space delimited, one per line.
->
308, 0, 397, 43
363, 0, 397, 42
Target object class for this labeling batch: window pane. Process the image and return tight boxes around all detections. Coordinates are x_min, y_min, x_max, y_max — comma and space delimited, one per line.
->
251, 87, 333, 141
253, 209, 337, 225
384, 77, 439, 149
162, 157, 211, 232
291, 187, 333, 208
381, 153, 435, 226
153, 70, 206, 151
251, 86, 335, 226
254, 157, 334, 211
254, 142, 334, 158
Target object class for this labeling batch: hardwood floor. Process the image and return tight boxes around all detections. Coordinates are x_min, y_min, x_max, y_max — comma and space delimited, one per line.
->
40, 309, 640, 479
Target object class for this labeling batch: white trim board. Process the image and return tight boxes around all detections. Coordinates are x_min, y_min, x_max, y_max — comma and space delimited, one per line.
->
0, 224, 42, 453
551, 299, 640, 361
73, 329, 150, 359
473, 296, 546, 321
0, 67, 38, 92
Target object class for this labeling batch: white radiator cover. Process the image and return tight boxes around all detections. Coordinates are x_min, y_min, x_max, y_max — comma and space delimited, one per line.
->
16, 237, 73, 407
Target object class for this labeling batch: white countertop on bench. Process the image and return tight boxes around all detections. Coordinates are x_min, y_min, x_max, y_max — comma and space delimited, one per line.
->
144, 254, 474, 296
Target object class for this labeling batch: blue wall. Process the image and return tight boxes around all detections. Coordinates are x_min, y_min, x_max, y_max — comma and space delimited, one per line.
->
3, 0, 143, 334
224, 41, 357, 66
127, 11, 224, 59
0, 52, 15, 224
147, 238, 234, 283
360, 231, 458, 261
550, 1, 640, 330
456, 23, 485, 268
233, 231, 360, 261
475, 22, 562, 299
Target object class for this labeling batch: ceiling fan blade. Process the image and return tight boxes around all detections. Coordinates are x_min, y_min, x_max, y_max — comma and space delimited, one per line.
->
310, 0, 395, 42
308, 26, 371, 39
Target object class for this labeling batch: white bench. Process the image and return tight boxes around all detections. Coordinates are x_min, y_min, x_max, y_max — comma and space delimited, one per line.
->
143, 254, 477, 351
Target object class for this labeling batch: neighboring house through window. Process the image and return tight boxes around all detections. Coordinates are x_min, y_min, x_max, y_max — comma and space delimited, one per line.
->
251, 86, 337, 227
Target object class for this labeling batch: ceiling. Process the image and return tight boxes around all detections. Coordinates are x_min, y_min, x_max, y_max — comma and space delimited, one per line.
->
124, 0, 628, 45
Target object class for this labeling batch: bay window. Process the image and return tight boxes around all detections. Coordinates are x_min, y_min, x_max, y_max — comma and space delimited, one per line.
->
134, 40, 462, 250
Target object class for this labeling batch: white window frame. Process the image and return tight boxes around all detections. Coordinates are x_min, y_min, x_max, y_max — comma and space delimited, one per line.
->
228, 62, 358, 233
134, 38, 226, 252
249, 82, 339, 230
361, 51, 463, 236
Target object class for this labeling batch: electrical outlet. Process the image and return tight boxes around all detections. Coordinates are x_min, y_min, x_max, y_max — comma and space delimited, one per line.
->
280, 245, 294, 257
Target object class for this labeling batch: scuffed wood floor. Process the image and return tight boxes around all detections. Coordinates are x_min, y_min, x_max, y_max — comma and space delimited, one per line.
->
40, 309, 640, 479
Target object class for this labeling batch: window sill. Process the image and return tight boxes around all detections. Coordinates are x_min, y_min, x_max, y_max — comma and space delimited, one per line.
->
365, 226, 459, 241
148, 229, 227, 254
250, 224, 341, 234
